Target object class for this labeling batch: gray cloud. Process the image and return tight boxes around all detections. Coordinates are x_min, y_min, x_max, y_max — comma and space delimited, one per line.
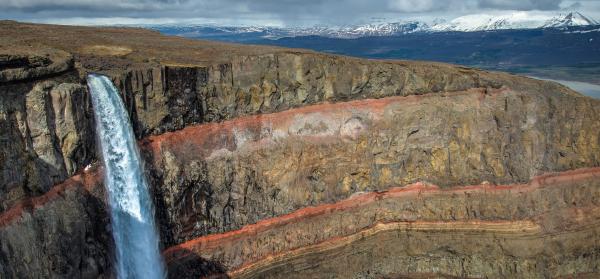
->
0, 0, 598, 25
478, 0, 563, 10
0, 0, 188, 13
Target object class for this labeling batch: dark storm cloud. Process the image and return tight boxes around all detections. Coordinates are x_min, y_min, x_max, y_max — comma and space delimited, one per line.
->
0, 0, 185, 13
0, 0, 597, 25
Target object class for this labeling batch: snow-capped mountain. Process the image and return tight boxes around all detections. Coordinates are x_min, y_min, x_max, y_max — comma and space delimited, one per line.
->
543, 12, 600, 28
152, 21, 428, 39
430, 11, 599, 32
287, 21, 429, 38
151, 11, 599, 40
331, 21, 429, 38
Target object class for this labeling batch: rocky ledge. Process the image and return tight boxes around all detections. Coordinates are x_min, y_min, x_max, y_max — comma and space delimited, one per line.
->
0, 21, 599, 278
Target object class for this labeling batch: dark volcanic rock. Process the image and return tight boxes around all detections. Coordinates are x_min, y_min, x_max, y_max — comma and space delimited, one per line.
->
0, 77, 95, 212
0, 169, 110, 278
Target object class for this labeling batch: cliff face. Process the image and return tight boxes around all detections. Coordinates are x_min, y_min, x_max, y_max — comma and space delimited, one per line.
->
142, 87, 599, 246
0, 21, 599, 279
164, 168, 600, 278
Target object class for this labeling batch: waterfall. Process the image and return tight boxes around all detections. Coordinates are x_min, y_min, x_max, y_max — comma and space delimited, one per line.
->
87, 74, 166, 279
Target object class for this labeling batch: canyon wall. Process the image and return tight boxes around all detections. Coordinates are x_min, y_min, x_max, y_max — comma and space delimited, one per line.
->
164, 168, 600, 278
1, 21, 599, 278
142, 87, 599, 246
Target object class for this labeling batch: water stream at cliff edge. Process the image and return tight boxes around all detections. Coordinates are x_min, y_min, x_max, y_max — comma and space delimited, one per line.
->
87, 74, 166, 279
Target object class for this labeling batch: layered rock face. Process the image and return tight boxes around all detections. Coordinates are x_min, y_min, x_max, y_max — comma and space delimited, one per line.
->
0, 21, 599, 278
143, 88, 599, 246
164, 168, 600, 278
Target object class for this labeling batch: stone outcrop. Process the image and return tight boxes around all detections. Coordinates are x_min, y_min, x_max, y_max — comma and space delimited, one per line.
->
0, 45, 73, 83
0, 76, 94, 211
0, 21, 599, 278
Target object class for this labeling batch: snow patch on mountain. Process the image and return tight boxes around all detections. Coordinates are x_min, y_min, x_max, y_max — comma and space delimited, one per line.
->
430, 11, 599, 32
272, 21, 429, 38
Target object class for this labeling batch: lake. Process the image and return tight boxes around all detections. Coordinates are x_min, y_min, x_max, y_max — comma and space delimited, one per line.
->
529, 76, 600, 99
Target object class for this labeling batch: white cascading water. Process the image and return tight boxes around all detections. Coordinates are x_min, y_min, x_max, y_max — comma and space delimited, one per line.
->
87, 74, 166, 279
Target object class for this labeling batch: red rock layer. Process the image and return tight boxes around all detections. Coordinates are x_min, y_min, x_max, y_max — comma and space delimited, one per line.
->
163, 167, 600, 277
140, 87, 504, 164
231, 205, 600, 279
1, 90, 482, 229
0, 166, 103, 227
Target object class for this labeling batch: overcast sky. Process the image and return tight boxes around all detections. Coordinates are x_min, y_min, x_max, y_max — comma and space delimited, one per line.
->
1, 0, 599, 26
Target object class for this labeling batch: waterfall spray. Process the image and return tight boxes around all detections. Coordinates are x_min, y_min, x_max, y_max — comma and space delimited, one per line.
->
87, 74, 165, 279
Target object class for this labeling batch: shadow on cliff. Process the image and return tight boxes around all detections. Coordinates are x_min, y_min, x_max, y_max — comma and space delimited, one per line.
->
166, 247, 230, 279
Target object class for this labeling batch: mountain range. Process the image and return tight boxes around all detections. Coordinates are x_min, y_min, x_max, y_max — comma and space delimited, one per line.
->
431, 11, 598, 32
151, 11, 599, 40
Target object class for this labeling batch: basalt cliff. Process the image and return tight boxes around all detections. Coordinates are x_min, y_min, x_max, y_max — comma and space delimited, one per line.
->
1, 21, 599, 278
